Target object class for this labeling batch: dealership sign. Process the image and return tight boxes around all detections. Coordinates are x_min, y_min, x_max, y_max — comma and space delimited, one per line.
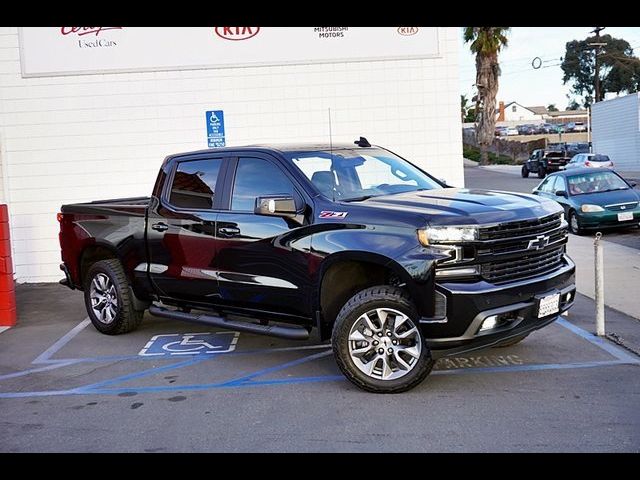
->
18, 27, 440, 77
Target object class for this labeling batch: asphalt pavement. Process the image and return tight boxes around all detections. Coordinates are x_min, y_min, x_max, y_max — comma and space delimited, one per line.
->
0, 167, 639, 452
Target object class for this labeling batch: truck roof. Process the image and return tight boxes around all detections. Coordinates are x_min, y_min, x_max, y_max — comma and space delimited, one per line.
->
168, 143, 370, 159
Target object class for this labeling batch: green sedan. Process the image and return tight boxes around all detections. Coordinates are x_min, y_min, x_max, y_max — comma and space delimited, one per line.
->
532, 167, 640, 235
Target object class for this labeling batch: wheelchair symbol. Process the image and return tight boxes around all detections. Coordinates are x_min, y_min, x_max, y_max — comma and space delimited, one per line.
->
138, 332, 239, 357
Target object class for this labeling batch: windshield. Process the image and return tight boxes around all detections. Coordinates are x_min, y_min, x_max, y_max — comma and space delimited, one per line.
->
285, 148, 443, 201
567, 171, 628, 195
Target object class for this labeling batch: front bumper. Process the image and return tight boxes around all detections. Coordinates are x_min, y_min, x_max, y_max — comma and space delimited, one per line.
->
421, 255, 576, 356
577, 209, 640, 230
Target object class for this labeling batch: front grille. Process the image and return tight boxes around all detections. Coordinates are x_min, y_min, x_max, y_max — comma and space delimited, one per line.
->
605, 202, 638, 212
479, 213, 562, 241
481, 247, 564, 284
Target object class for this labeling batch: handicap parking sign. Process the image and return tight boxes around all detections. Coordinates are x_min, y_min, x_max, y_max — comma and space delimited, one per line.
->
138, 332, 239, 357
206, 110, 226, 148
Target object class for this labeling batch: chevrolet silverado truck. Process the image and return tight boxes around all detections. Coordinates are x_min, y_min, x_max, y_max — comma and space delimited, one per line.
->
58, 138, 576, 393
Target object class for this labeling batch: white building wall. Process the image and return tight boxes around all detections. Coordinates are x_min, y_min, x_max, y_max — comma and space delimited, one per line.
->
0, 27, 462, 283
592, 93, 640, 171
502, 103, 540, 122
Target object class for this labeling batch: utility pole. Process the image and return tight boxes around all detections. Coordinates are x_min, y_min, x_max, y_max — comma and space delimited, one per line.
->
589, 27, 606, 103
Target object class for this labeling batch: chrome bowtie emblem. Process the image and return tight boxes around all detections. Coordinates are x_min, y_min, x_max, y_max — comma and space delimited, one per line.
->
621, 206, 626, 210
527, 235, 550, 251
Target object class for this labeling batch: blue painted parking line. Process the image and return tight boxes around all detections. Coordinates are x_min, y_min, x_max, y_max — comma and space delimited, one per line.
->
0, 316, 637, 399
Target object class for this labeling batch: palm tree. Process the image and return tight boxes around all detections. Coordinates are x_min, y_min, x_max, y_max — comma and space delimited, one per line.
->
464, 27, 510, 165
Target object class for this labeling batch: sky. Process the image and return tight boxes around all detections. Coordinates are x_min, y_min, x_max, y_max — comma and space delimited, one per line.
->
458, 27, 640, 111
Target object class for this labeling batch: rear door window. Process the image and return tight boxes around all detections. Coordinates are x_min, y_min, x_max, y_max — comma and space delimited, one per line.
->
169, 159, 224, 209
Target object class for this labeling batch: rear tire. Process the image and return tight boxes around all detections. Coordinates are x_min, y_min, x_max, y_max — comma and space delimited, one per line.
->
331, 286, 434, 393
521, 165, 529, 178
492, 333, 529, 348
83, 259, 144, 335
538, 166, 546, 179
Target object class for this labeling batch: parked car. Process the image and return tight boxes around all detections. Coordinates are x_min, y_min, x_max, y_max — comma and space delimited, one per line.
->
565, 142, 591, 158
517, 124, 536, 135
506, 126, 519, 136
532, 168, 640, 234
568, 121, 587, 132
565, 153, 614, 170
522, 148, 572, 178
495, 126, 508, 137
58, 139, 576, 393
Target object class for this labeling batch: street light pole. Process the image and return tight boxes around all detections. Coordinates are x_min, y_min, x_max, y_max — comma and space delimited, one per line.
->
589, 27, 606, 103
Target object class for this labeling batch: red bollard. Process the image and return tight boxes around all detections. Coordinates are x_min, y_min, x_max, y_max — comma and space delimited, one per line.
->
0, 204, 16, 327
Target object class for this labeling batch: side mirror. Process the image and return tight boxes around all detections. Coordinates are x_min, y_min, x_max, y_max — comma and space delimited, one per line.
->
255, 195, 297, 217
555, 190, 568, 197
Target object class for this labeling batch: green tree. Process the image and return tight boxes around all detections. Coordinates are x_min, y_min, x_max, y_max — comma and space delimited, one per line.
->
465, 108, 477, 123
561, 33, 640, 107
547, 104, 559, 112
464, 27, 510, 165
567, 99, 581, 110
461, 94, 470, 123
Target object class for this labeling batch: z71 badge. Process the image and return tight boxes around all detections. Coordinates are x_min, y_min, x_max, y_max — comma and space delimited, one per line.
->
319, 211, 348, 219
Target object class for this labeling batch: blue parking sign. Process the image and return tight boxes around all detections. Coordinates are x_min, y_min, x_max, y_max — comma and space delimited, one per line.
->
206, 110, 226, 148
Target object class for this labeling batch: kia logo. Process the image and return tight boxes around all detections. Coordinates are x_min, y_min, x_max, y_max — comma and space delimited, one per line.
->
397, 27, 419, 36
215, 27, 260, 41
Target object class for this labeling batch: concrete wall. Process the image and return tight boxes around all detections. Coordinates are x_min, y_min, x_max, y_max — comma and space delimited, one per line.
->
0, 27, 462, 283
592, 93, 640, 171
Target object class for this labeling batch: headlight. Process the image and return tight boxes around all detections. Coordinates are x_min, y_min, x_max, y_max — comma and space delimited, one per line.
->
418, 226, 478, 245
581, 204, 605, 213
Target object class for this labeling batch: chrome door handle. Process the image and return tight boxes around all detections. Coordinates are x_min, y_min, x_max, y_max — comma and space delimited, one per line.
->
218, 227, 240, 237
152, 222, 169, 232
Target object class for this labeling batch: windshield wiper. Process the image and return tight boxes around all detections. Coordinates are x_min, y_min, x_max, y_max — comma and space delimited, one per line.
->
597, 187, 628, 193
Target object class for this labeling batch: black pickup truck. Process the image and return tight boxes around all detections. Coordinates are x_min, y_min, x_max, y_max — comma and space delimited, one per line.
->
522, 148, 573, 179
58, 139, 576, 393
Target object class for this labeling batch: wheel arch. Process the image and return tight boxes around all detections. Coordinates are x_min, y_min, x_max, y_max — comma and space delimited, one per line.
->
316, 251, 416, 340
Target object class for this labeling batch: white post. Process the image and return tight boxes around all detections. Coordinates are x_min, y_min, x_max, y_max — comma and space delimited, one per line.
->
594, 232, 605, 336
587, 106, 592, 149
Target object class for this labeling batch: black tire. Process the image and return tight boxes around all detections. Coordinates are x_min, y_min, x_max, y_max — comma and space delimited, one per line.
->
83, 259, 144, 335
331, 286, 434, 393
537, 166, 546, 179
521, 164, 529, 178
492, 333, 529, 348
568, 210, 584, 235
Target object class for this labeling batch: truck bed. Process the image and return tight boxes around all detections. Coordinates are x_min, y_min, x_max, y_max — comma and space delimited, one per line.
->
61, 196, 150, 216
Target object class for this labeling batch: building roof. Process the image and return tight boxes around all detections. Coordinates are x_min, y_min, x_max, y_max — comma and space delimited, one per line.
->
527, 106, 548, 115
496, 101, 541, 116
546, 109, 588, 117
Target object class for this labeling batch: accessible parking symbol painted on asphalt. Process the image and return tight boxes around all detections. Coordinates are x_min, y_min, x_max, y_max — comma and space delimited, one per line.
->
138, 332, 239, 357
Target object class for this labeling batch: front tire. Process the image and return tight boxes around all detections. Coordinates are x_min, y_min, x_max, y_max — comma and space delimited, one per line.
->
331, 286, 434, 393
84, 259, 144, 335
521, 165, 529, 178
568, 210, 584, 235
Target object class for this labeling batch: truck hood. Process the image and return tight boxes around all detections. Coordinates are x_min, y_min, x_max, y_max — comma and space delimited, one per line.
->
349, 188, 562, 226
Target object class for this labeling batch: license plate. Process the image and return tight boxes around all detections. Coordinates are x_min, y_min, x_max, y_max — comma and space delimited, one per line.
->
618, 212, 634, 222
538, 293, 560, 318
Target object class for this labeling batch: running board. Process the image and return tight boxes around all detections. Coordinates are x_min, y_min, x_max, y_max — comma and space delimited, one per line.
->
148, 305, 310, 340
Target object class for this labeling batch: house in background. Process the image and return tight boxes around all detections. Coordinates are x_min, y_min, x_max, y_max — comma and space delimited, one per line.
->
494, 102, 588, 125
496, 101, 542, 122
